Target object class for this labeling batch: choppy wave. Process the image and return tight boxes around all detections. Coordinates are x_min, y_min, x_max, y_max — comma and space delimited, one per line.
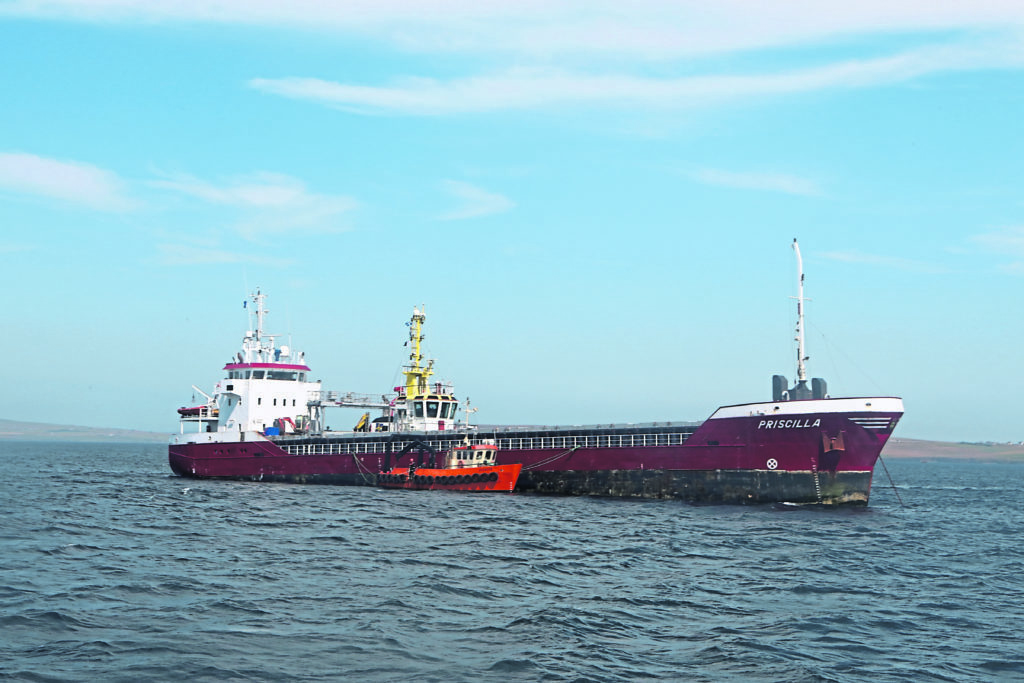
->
1, 443, 1022, 682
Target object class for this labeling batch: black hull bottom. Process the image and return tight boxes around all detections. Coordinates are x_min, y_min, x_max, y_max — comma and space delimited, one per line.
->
519, 469, 872, 505
170, 467, 872, 505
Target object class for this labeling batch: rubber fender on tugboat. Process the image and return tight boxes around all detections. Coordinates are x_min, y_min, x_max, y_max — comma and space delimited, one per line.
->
471, 473, 481, 483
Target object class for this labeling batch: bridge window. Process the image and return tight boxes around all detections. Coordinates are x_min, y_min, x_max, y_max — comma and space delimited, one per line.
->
252, 371, 265, 379
268, 371, 298, 381
414, 401, 424, 418
427, 401, 439, 418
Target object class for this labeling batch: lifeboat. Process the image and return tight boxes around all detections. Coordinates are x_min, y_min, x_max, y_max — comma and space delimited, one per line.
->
177, 405, 218, 418
377, 443, 521, 493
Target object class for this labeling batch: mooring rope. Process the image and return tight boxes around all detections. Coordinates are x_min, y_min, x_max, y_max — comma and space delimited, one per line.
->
523, 447, 578, 470
877, 454, 905, 507
351, 452, 378, 484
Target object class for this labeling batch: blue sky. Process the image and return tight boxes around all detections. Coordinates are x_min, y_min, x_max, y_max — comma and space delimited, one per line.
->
1, 2, 1022, 442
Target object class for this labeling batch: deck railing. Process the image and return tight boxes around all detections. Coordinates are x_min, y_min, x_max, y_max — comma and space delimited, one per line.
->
279, 429, 695, 456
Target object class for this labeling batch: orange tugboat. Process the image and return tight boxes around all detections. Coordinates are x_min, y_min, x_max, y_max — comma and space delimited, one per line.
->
377, 442, 521, 493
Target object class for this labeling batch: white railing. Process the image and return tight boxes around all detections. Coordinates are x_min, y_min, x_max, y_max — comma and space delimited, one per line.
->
278, 430, 693, 456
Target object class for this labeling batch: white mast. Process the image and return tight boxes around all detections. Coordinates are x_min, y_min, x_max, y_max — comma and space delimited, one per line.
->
254, 289, 267, 341
792, 239, 808, 383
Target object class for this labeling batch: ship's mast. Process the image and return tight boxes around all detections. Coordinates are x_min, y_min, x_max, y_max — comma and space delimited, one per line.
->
242, 289, 276, 363
253, 289, 267, 342
403, 306, 434, 397
792, 239, 808, 383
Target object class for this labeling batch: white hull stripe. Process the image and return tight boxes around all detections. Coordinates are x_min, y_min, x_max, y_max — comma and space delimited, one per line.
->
710, 397, 904, 420
850, 417, 894, 429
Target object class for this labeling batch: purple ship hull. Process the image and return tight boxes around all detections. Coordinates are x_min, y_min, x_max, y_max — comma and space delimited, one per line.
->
169, 397, 903, 505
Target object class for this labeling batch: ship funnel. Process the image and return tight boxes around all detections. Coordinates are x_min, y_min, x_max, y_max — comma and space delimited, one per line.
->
772, 375, 788, 402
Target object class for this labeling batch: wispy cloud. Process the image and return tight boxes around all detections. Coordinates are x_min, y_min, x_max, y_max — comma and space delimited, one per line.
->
7, 2, 1024, 117
687, 167, 822, 197
972, 226, 1024, 273
150, 171, 357, 241
0, 152, 134, 211
438, 180, 514, 220
249, 36, 1024, 115
4, 2, 1024, 61
156, 243, 294, 267
819, 249, 948, 274
972, 226, 1024, 253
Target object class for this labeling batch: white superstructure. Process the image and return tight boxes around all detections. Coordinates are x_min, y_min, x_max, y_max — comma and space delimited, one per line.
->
179, 290, 321, 437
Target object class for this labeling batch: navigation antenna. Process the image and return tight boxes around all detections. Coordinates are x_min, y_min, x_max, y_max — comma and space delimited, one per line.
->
791, 239, 809, 385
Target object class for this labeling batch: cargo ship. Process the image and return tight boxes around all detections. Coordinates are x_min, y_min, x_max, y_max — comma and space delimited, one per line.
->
169, 241, 903, 505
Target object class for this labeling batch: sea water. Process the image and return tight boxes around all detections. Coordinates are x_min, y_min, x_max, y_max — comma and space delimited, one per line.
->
1, 442, 1022, 682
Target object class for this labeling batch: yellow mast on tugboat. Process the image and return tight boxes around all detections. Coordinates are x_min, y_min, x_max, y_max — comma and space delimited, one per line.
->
392, 306, 459, 431
403, 306, 435, 400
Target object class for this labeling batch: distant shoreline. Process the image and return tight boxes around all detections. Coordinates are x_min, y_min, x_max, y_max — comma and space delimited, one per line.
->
0, 419, 166, 443
884, 438, 1024, 462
